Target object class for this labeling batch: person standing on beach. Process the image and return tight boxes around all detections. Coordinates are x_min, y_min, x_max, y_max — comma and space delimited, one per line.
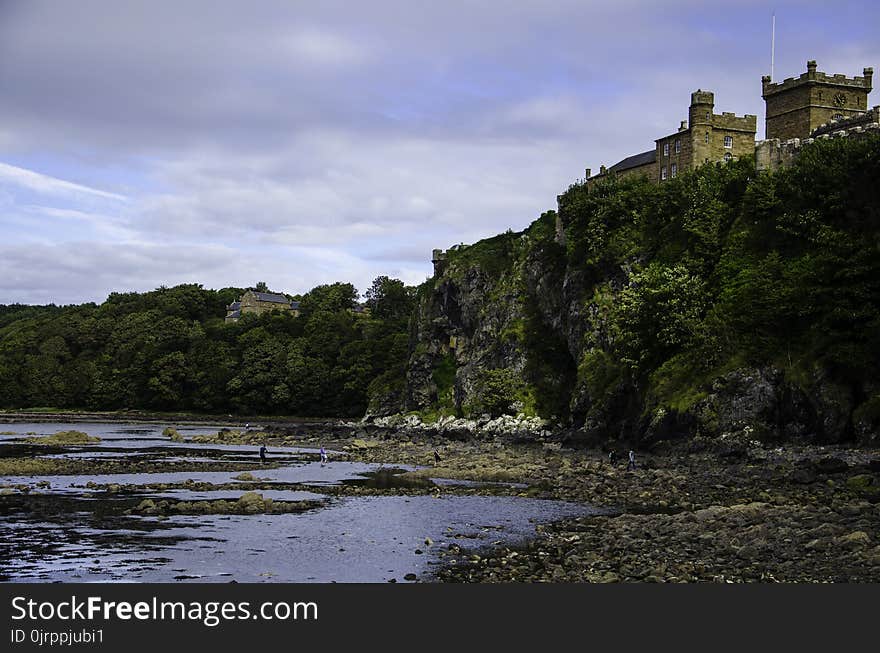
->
320, 446, 328, 464
627, 450, 637, 471
259, 444, 267, 464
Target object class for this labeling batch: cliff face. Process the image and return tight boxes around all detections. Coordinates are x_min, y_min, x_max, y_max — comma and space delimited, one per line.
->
376, 135, 880, 446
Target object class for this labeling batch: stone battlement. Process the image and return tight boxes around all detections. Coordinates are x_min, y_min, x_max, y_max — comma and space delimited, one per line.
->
756, 119, 880, 172
811, 105, 879, 137
712, 111, 758, 132
763, 61, 873, 96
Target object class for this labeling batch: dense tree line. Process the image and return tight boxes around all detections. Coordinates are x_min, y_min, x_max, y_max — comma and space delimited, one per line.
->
0, 277, 415, 417
561, 134, 880, 425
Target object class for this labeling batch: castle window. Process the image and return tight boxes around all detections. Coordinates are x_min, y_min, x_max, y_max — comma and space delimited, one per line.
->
674, 139, 681, 154
706, 112, 710, 121
663, 143, 669, 156
671, 163, 677, 178
832, 113, 844, 121
724, 135, 733, 148
724, 152, 732, 162
661, 166, 668, 180
705, 132, 709, 144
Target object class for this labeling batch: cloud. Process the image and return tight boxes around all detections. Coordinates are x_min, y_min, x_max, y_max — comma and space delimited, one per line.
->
0, 241, 236, 305
0, 162, 128, 202
282, 28, 374, 68
0, 0, 877, 304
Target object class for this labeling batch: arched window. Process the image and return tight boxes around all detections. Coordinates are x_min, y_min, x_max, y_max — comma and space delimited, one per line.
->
724, 152, 732, 162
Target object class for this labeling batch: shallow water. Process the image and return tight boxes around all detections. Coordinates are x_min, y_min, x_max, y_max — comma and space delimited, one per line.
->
0, 422, 595, 583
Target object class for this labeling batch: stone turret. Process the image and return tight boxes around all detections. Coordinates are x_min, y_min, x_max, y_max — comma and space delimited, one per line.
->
432, 249, 448, 277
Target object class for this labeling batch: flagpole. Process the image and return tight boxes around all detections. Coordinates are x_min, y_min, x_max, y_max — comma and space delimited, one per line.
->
770, 12, 776, 81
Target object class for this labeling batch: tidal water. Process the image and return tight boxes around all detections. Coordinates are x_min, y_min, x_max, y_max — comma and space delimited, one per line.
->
0, 422, 594, 583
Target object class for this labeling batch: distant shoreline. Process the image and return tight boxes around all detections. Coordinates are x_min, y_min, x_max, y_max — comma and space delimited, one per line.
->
0, 410, 336, 427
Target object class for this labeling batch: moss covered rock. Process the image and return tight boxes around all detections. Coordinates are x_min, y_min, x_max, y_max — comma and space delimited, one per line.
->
25, 430, 100, 445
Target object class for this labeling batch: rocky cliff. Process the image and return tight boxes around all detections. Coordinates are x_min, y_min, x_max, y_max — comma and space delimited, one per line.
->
369, 135, 880, 447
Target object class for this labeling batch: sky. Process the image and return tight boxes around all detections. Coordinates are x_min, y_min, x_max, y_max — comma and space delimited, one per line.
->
0, 0, 877, 305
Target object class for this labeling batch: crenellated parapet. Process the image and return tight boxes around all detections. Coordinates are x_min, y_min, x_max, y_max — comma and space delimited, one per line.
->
811, 105, 879, 137
712, 111, 758, 132
762, 60, 873, 96
756, 116, 880, 173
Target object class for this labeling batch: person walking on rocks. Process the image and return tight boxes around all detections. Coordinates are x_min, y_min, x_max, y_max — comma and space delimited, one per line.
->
434, 450, 442, 463
320, 446, 328, 464
259, 444, 267, 464
627, 450, 637, 471
608, 451, 617, 466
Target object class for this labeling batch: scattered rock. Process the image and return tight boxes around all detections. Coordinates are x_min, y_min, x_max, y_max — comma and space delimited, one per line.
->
837, 531, 870, 548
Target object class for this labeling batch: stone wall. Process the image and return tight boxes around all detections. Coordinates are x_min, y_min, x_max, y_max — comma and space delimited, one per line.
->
615, 160, 658, 184
755, 120, 880, 173
656, 128, 692, 181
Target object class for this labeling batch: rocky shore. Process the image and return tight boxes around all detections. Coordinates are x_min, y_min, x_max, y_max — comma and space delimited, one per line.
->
4, 414, 879, 582
268, 421, 880, 583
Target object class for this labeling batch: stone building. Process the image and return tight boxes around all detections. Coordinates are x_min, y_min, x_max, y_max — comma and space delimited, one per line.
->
225, 290, 301, 323
585, 90, 756, 186
762, 60, 873, 141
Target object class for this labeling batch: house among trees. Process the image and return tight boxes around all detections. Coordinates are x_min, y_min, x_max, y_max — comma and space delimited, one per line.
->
225, 289, 301, 323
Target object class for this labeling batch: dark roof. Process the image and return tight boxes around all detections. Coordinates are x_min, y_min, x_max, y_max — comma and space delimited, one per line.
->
227, 301, 241, 311
609, 149, 657, 174
289, 300, 301, 309
226, 310, 241, 319
250, 291, 289, 304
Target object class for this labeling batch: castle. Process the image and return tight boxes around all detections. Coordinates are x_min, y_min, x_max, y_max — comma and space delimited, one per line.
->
582, 60, 875, 186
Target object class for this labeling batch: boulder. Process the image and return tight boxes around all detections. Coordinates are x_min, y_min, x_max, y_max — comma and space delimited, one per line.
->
810, 370, 854, 443
837, 531, 871, 548
235, 492, 266, 514
813, 457, 849, 475
790, 468, 817, 485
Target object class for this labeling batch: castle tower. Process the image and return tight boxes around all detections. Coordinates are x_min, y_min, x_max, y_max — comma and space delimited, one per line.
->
689, 90, 715, 164
762, 60, 873, 141
654, 90, 756, 182
689, 90, 715, 127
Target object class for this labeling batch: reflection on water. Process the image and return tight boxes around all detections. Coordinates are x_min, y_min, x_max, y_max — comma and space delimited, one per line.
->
1, 422, 595, 583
